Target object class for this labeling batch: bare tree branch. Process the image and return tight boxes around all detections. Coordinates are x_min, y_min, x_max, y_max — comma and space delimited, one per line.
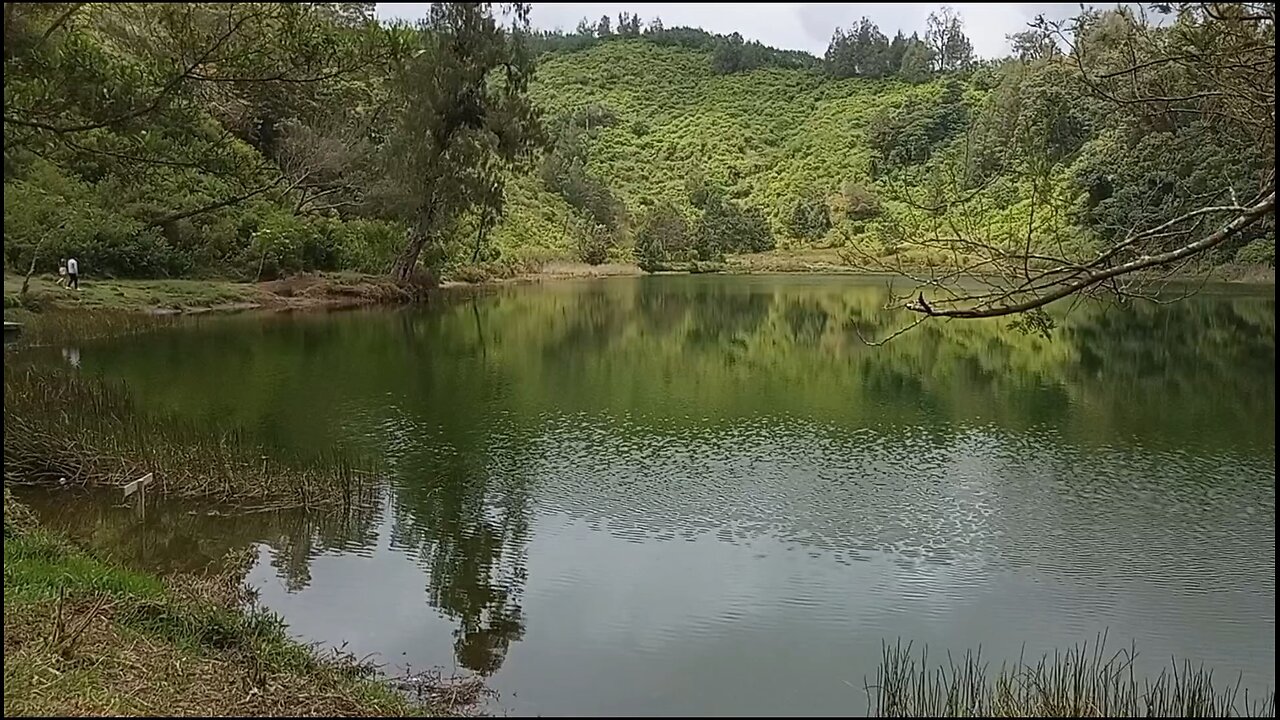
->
908, 188, 1274, 319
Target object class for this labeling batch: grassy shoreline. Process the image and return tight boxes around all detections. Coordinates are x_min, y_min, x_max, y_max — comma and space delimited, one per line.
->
7, 253, 1272, 320
2, 360, 485, 715
3, 490, 482, 717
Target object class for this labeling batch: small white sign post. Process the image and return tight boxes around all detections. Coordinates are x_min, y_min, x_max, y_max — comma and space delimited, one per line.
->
123, 473, 153, 519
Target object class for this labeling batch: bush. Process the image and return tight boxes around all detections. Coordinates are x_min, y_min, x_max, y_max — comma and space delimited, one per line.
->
334, 219, 406, 275
695, 193, 775, 258
1235, 238, 1275, 267
837, 182, 882, 221
635, 202, 689, 271
576, 222, 612, 265
788, 193, 832, 242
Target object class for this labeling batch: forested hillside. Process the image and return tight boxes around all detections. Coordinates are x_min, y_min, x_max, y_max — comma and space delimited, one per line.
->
4, 3, 1274, 296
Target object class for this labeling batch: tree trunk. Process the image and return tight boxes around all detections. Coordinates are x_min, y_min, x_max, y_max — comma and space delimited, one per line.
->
391, 227, 429, 282
20, 237, 48, 298
392, 201, 442, 283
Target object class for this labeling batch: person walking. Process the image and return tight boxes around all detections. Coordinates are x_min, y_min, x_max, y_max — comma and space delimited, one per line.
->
57, 258, 68, 287
67, 256, 79, 290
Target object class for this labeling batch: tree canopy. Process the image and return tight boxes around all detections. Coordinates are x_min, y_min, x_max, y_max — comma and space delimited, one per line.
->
3, 2, 1272, 320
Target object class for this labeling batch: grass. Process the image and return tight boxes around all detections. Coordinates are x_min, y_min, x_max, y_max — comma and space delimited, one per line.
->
2, 272, 430, 321
3, 490, 482, 717
4, 273, 258, 314
866, 638, 1276, 717
3, 364, 380, 508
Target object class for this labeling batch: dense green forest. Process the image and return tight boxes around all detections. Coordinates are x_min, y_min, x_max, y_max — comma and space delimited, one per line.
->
3, 3, 1274, 302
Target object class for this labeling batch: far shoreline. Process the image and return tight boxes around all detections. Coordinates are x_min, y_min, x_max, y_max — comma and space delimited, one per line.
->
4, 254, 1273, 321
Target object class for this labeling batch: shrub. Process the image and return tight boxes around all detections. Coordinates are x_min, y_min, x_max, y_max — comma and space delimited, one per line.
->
788, 193, 832, 241
635, 202, 688, 271
576, 222, 612, 265
1235, 238, 1275, 267
695, 193, 775, 257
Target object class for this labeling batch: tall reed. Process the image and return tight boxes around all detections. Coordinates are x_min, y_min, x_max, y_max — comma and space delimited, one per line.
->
867, 634, 1275, 717
3, 364, 380, 509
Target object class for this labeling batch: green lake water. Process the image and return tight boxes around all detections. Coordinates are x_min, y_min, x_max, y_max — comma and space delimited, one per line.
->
16, 275, 1276, 715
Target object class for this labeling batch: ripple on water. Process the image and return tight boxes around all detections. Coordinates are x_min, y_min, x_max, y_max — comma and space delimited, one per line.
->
523, 412, 1274, 588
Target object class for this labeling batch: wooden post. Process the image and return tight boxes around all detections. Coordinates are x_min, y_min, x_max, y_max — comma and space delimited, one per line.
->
123, 473, 153, 520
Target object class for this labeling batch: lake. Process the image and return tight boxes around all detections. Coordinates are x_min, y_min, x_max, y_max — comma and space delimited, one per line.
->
16, 275, 1277, 715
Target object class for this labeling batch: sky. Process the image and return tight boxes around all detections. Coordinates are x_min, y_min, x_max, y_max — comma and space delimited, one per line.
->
375, 3, 1093, 59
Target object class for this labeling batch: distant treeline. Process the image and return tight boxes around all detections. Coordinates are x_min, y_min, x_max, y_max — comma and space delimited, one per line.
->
530, 6, 981, 81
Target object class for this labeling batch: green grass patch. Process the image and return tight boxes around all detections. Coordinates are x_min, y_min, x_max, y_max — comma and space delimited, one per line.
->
4, 530, 164, 604
4, 273, 258, 314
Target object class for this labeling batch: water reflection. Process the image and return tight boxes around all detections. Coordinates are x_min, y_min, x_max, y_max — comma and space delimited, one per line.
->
14, 277, 1275, 711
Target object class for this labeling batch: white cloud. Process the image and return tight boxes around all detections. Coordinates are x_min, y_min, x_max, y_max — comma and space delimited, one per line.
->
375, 3, 1089, 59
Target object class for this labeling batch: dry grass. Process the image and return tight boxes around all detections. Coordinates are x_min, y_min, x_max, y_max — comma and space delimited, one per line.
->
3, 364, 380, 508
4, 599, 418, 717
866, 637, 1275, 717
257, 272, 425, 306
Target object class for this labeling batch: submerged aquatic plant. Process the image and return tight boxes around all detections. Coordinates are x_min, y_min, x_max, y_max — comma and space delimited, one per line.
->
3, 364, 381, 509
866, 634, 1276, 717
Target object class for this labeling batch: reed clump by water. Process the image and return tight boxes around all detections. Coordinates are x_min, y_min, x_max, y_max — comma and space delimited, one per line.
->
4, 309, 180, 347
867, 636, 1276, 717
3, 364, 380, 509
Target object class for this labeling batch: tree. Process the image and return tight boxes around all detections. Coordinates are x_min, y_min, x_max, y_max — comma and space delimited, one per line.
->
887, 31, 910, 73
825, 18, 890, 78
695, 192, 774, 258
1009, 28, 1058, 61
3, 3, 399, 226
711, 32, 745, 73
616, 12, 642, 36
647, 17, 664, 34
635, 202, 688, 271
855, 3, 1275, 333
898, 35, 934, 82
788, 192, 831, 241
540, 116, 624, 231
575, 17, 594, 36
575, 220, 611, 265
383, 3, 544, 282
925, 7, 974, 72
596, 14, 611, 37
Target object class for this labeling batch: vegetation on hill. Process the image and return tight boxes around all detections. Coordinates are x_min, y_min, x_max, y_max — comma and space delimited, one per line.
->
3, 3, 1274, 315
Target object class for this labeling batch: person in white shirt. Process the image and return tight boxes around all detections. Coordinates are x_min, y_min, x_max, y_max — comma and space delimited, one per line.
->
67, 257, 80, 290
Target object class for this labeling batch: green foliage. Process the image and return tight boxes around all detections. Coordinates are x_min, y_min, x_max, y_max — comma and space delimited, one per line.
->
1234, 238, 1274, 267
3, 3, 1269, 283
836, 181, 883, 222
925, 7, 974, 72
695, 192, 775, 259
635, 202, 689, 271
381, 3, 544, 279
533, 22, 819, 74
788, 193, 832, 241
898, 41, 934, 83
3, 2, 407, 280
868, 80, 969, 174
540, 119, 625, 230
575, 221, 613, 266
826, 19, 898, 79
711, 32, 815, 75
